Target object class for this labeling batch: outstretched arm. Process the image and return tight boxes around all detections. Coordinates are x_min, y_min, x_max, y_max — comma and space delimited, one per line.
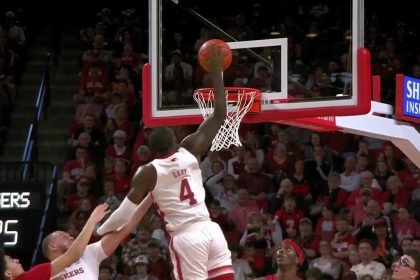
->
50, 204, 110, 276
97, 164, 156, 235
181, 45, 227, 156
100, 193, 154, 256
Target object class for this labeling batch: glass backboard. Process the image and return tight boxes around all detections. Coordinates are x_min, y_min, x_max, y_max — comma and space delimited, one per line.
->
143, 0, 371, 126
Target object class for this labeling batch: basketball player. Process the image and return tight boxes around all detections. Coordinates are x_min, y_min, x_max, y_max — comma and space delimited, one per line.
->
41, 194, 152, 279
1, 204, 109, 280
255, 239, 305, 280
98, 45, 234, 279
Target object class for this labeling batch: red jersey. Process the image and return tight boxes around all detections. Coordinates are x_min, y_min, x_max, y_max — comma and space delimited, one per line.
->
15, 263, 51, 280
274, 209, 304, 232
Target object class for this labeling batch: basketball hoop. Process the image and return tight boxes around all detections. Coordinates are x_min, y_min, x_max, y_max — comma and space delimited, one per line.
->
193, 87, 261, 151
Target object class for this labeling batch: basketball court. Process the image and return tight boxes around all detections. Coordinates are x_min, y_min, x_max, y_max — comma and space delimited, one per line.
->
143, 0, 420, 167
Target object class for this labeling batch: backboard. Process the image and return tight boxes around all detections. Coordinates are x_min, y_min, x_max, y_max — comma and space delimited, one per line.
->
143, 0, 371, 126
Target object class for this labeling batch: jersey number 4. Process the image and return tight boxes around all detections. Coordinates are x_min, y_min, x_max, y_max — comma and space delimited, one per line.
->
179, 178, 197, 206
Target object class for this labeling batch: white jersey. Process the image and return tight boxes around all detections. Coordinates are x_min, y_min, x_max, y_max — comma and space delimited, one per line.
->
52, 242, 107, 280
150, 147, 210, 234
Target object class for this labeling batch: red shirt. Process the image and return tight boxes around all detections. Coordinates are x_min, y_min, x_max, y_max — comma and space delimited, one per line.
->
16, 263, 51, 280
274, 209, 304, 232
379, 189, 410, 208
315, 217, 336, 242
63, 160, 85, 180
346, 188, 382, 208
398, 169, 419, 190
104, 144, 131, 161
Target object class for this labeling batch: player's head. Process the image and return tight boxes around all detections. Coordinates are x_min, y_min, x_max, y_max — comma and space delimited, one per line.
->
148, 127, 177, 155
275, 239, 305, 271
42, 231, 75, 260
1, 250, 24, 280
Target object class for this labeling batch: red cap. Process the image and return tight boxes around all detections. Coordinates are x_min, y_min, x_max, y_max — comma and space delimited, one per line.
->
283, 239, 305, 266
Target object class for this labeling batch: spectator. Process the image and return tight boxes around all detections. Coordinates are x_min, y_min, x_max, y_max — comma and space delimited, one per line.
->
273, 196, 304, 239
237, 157, 273, 209
200, 151, 227, 181
331, 216, 357, 265
309, 240, 342, 280
228, 145, 249, 179
129, 255, 158, 280
371, 218, 399, 267
122, 226, 152, 269
269, 178, 304, 214
391, 249, 420, 280
350, 239, 386, 280
394, 207, 420, 244
340, 155, 362, 192
146, 241, 171, 280
288, 159, 312, 200
231, 246, 253, 280
400, 238, 413, 255
104, 129, 131, 161
229, 189, 260, 234
318, 171, 349, 214
347, 171, 382, 208
297, 217, 321, 261
315, 205, 336, 242
209, 199, 229, 231
97, 178, 122, 212
373, 160, 394, 190
131, 145, 152, 175
379, 176, 410, 216
206, 172, 238, 212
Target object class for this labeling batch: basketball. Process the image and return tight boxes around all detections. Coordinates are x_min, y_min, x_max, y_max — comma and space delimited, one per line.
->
198, 39, 232, 72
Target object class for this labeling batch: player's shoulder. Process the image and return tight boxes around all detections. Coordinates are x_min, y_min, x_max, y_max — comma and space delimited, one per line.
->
133, 162, 156, 175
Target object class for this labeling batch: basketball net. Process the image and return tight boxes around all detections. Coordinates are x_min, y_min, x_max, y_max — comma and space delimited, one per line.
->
193, 88, 258, 151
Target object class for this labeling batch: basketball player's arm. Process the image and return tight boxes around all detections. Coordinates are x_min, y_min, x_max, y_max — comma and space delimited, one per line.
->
100, 193, 154, 256
97, 164, 156, 235
50, 204, 110, 276
181, 46, 227, 156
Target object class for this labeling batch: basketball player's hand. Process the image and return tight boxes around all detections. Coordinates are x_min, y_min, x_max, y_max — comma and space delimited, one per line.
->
88, 203, 111, 225
207, 45, 224, 73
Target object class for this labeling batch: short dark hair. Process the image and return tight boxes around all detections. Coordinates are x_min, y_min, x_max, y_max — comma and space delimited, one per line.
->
358, 238, 374, 249
0, 248, 5, 280
406, 249, 420, 273
148, 127, 174, 154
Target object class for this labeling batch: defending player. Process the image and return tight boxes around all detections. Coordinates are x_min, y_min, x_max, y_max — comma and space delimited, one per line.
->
1, 204, 109, 280
42, 194, 153, 279
98, 45, 233, 279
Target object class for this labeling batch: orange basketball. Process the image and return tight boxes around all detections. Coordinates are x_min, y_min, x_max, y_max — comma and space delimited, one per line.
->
198, 39, 232, 72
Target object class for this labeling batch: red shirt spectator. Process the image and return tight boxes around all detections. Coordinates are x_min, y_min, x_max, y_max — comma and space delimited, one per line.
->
315, 207, 336, 242
238, 157, 273, 206
394, 207, 420, 243
104, 130, 131, 161
378, 175, 410, 210
112, 159, 132, 195
65, 178, 97, 212
331, 217, 357, 266
274, 197, 304, 238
